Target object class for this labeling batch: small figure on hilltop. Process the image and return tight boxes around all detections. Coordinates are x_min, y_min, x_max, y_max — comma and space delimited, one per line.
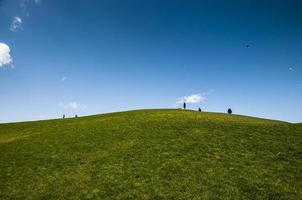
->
228, 108, 232, 114
183, 102, 186, 109
75, 114, 78, 118
63, 114, 65, 119
198, 108, 202, 112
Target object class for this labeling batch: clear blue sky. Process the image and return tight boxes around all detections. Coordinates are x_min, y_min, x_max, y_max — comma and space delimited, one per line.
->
0, 0, 301, 123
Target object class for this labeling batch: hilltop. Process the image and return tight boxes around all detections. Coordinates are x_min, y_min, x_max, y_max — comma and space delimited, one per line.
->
0, 109, 301, 199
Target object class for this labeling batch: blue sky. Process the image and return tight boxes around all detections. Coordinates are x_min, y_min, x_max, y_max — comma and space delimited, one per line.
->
0, 0, 301, 123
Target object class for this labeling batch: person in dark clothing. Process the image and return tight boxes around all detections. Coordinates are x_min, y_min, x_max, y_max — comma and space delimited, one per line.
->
228, 108, 232, 114
183, 102, 186, 109
63, 114, 65, 119
198, 108, 202, 112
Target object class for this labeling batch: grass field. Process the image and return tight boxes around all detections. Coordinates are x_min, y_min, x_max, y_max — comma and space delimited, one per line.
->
0, 109, 301, 199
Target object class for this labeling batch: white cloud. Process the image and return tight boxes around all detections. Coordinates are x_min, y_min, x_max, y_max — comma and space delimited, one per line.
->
5, 0, 41, 32
182, 94, 205, 104
69, 102, 79, 109
17, 0, 41, 25
177, 90, 214, 105
0, 43, 13, 68
59, 102, 87, 111
10, 16, 23, 32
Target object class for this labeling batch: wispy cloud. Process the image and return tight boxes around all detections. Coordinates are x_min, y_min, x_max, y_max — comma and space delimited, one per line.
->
10, 16, 23, 32
59, 102, 87, 111
177, 90, 214, 105
179, 94, 205, 104
20, 0, 41, 12
0, 43, 13, 68
61, 76, 67, 82
9, 0, 41, 31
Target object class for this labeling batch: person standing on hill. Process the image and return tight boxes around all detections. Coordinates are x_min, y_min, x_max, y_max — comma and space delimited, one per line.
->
183, 102, 186, 109
198, 108, 202, 112
228, 108, 232, 114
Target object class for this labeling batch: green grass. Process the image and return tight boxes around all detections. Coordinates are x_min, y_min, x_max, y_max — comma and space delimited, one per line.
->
0, 109, 301, 200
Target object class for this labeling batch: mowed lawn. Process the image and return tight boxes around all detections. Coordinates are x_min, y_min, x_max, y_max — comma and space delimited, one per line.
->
0, 109, 301, 200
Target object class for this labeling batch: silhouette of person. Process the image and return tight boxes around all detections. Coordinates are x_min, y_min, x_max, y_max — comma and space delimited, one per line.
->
228, 108, 232, 114
75, 114, 78, 118
198, 108, 201, 112
63, 114, 65, 119
183, 102, 186, 109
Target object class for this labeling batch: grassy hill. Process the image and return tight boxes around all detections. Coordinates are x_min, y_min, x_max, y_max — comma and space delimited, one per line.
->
0, 109, 301, 200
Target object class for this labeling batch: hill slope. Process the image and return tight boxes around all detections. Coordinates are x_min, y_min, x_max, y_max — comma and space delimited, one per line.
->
0, 109, 301, 200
